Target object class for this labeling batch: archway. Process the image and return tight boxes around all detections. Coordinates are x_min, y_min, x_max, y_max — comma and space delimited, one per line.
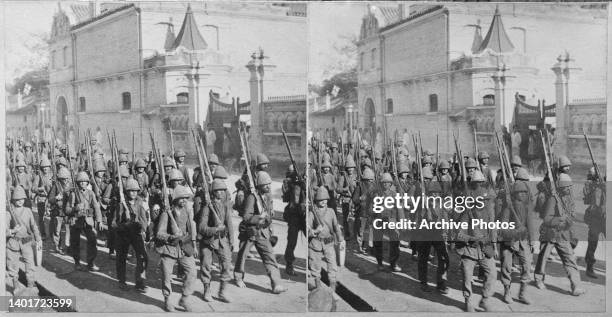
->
56, 96, 68, 141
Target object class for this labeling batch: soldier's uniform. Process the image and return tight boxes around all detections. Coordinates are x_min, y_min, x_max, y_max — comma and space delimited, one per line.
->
369, 173, 403, 271
114, 178, 149, 291
534, 173, 585, 296
337, 156, 357, 239
234, 171, 287, 294
583, 168, 605, 278
416, 179, 449, 293
156, 185, 197, 312
13, 160, 33, 208
174, 150, 192, 188
33, 158, 53, 239
106, 166, 132, 256
308, 187, 344, 291
133, 159, 150, 201
498, 181, 535, 304
478, 151, 497, 189
67, 171, 103, 271
351, 168, 375, 253
320, 159, 338, 212
6, 186, 42, 292
48, 167, 72, 253
282, 165, 305, 276
198, 179, 234, 303
455, 171, 497, 312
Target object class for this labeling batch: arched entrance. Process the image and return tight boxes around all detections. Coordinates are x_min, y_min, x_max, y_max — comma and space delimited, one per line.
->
56, 96, 68, 141
364, 98, 376, 144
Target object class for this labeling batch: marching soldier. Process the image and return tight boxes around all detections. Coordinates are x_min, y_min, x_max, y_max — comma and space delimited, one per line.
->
337, 155, 357, 239
308, 187, 344, 291
416, 178, 449, 294
208, 153, 220, 175
499, 181, 535, 304
33, 157, 53, 239
510, 155, 522, 177
583, 167, 605, 279
534, 173, 585, 296
133, 158, 150, 200
156, 185, 198, 312
6, 186, 42, 293
352, 168, 375, 254
369, 172, 403, 272
234, 171, 287, 294
174, 150, 192, 188
92, 159, 114, 257
455, 171, 496, 312
198, 179, 234, 303
282, 164, 305, 276
478, 151, 496, 188
12, 159, 33, 208
105, 166, 131, 258
256, 153, 270, 172
67, 171, 103, 271
48, 167, 72, 254
320, 159, 337, 212
114, 178, 149, 292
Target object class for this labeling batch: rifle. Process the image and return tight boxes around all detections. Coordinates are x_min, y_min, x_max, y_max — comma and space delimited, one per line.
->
112, 131, 131, 221
338, 136, 345, 175
131, 129, 135, 175
495, 131, 523, 226
50, 129, 57, 181
473, 126, 481, 172
195, 131, 213, 184
190, 129, 222, 226
539, 130, 570, 218
390, 133, 401, 193
238, 122, 268, 219
86, 129, 101, 200
435, 133, 441, 182
498, 133, 515, 183
583, 132, 603, 183
65, 128, 76, 188
453, 133, 467, 192
281, 128, 303, 179
317, 141, 323, 186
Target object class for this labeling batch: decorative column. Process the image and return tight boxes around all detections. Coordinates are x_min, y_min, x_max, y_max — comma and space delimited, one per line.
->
492, 64, 507, 130
246, 53, 263, 155
551, 51, 570, 156
186, 62, 201, 128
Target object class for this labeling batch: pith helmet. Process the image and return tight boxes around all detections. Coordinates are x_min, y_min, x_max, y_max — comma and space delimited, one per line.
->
57, 167, 70, 180
381, 173, 393, 183
558, 155, 571, 168
208, 153, 220, 165
398, 161, 411, 173
512, 181, 529, 193
478, 151, 490, 159
344, 155, 356, 168
213, 166, 228, 179
135, 158, 147, 168
212, 179, 227, 191
321, 159, 332, 168
439, 160, 451, 169
118, 153, 129, 163
11, 186, 27, 200
256, 153, 270, 166
168, 169, 184, 182
256, 171, 272, 185
427, 181, 443, 193
422, 166, 433, 179
362, 158, 372, 168
126, 179, 140, 191
94, 159, 107, 173
172, 185, 192, 201
515, 168, 530, 181
119, 165, 130, 178
15, 160, 26, 168
471, 170, 485, 182
511, 155, 522, 167
76, 171, 89, 183
465, 158, 478, 169
174, 149, 186, 158
558, 173, 573, 188
362, 168, 374, 180
56, 157, 68, 167
422, 156, 433, 164
39, 157, 51, 168
163, 157, 175, 168
314, 186, 330, 201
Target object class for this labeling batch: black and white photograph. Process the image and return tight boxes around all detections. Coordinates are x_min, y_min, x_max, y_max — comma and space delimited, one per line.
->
307, 1, 607, 313
3, 1, 307, 313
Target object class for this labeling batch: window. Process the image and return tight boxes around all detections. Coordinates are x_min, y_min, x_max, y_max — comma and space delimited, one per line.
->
51, 50, 56, 69
122, 92, 131, 110
429, 94, 438, 112
386, 99, 394, 114
370, 48, 376, 69
483, 94, 495, 106
359, 52, 364, 71
177, 92, 189, 104
63, 46, 68, 67
79, 97, 86, 112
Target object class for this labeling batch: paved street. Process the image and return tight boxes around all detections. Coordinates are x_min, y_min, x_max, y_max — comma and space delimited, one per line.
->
329, 193, 606, 312
11, 175, 307, 313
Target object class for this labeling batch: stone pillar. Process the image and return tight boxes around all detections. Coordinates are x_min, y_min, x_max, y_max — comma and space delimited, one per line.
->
492, 69, 506, 130
246, 54, 262, 155
186, 64, 201, 128
551, 51, 570, 156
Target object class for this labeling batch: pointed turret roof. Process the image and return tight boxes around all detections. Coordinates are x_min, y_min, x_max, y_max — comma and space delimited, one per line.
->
163, 18, 176, 52
477, 6, 514, 54
171, 4, 207, 51
470, 20, 483, 54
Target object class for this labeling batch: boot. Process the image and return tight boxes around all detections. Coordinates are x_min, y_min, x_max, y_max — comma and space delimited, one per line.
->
464, 297, 474, 312
272, 280, 288, 294
518, 283, 531, 305
202, 283, 213, 302
178, 295, 194, 312
235, 278, 246, 288
571, 287, 586, 296
586, 264, 597, 279
479, 297, 493, 312
12, 277, 24, 295
286, 264, 297, 276
503, 285, 513, 304
330, 281, 337, 292
218, 281, 230, 303
164, 296, 175, 312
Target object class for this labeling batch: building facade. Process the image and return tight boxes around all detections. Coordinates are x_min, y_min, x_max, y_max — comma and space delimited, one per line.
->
355, 3, 607, 168
48, 2, 306, 158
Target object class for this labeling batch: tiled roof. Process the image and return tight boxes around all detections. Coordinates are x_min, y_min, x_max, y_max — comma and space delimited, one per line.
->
71, 4, 136, 31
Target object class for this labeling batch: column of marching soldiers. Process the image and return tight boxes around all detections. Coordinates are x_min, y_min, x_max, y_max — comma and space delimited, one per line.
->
307, 129, 605, 312
6, 125, 307, 312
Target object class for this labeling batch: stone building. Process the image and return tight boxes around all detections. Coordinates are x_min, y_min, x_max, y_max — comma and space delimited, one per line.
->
355, 3, 606, 167
47, 2, 306, 158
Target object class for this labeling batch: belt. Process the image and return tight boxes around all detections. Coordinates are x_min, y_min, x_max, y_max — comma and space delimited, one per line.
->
13, 236, 33, 244
317, 236, 335, 244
